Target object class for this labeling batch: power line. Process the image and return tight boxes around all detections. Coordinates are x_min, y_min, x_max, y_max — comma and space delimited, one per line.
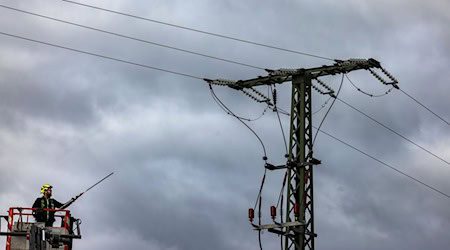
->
4, 20, 449, 241
2, 29, 447, 170
209, 84, 268, 158
0, 31, 204, 80
4, 0, 448, 223
336, 97, 450, 166
1, 28, 275, 221
270, 85, 288, 155
313, 96, 332, 115
60, 0, 335, 61
0, 4, 265, 71
314, 126, 450, 200
209, 84, 269, 250
29, 2, 447, 129
345, 74, 394, 98
345, 73, 448, 126
312, 74, 343, 146
58, 1, 450, 127
398, 88, 450, 126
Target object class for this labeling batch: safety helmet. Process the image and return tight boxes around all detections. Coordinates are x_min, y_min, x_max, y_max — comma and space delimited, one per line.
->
40, 184, 53, 194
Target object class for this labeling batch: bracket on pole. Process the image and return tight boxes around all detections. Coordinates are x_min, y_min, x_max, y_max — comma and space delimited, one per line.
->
265, 158, 321, 171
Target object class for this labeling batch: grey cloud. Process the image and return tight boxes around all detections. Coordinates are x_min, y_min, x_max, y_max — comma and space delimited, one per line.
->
1, 0, 450, 250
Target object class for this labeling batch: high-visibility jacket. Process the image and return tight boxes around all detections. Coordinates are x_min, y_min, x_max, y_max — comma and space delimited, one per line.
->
32, 197, 63, 227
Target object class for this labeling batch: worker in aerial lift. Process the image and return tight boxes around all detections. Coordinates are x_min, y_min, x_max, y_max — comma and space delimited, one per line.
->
32, 184, 75, 227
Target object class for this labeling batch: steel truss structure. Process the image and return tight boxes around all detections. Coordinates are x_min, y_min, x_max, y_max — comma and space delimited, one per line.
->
205, 58, 397, 250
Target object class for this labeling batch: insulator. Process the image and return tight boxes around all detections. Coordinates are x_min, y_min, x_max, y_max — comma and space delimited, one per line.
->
250, 88, 271, 104
243, 90, 256, 100
380, 67, 398, 83
312, 82, 327, 95
214, 79, 236, 86
348, 58, 368, 63
241, 89, 268, 103
316, 78, 334, 92
269, 68, 298, 76
251, 88, 264, 97
248, 208, 255, 222
270, 206, 277, 219
294, 203, 300, 216
311, 84, 320, 93
338, 58, 367, 66
272, 89, 277, 106
206, 78, 237, 86
217, 78, 237, 84
368, 69, 388, 85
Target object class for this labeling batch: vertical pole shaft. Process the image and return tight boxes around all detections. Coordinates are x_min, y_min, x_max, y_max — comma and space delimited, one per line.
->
304, 74, 315, 250
285, 73, 314, 250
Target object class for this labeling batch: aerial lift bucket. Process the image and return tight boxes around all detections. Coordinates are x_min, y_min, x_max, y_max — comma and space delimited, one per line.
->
0, 207, 81, 250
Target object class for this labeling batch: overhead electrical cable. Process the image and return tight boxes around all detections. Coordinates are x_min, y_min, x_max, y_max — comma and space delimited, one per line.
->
3, 18, 449, 243
209, 84, 267, 250
312, 74, 344, 146
3, 30, 447, 170
276, 172, 288, 209
345, 73, 448, 126
210, 84, 269, 207
0, 29, 271, 156
0, 31, 204, 80
345, 74, 394, 97
270, 85, 288, 155
273, 106, 290, 116
60, 0, 335, 61
335, 97, 450, 166
4, 4, 448, 243
398, 88, 450, 126
207, 87, 270, 122
312, 96, 332, 115
209, 84, 268, 158
314, 126, 450, 200
0, 4, 265, 71
43, 1, 448, 125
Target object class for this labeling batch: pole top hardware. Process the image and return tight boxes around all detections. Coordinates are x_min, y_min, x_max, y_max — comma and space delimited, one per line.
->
204, 58, 390, 90
264, 158, 321, 170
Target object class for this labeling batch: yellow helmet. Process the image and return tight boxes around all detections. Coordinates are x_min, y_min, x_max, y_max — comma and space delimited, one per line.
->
40, 184, 53, 194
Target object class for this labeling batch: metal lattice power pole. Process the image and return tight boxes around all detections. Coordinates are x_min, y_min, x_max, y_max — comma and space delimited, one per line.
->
205, 58, 398, 250
285, 73, 315, 249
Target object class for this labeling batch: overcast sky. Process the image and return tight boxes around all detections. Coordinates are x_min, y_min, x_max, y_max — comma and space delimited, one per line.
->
0, 0, 449, 249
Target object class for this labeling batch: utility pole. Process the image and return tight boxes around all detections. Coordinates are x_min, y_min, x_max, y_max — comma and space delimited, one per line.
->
205, 58, 397, 250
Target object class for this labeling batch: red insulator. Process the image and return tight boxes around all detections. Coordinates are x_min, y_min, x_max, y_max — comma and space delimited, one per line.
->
248, 208, 255, 222
294, 203, 300, 216
270, 206, 276, 219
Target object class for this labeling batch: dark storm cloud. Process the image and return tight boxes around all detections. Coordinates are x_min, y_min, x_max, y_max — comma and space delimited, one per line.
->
314, 138, 450, 250
1, 0, 449, 250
